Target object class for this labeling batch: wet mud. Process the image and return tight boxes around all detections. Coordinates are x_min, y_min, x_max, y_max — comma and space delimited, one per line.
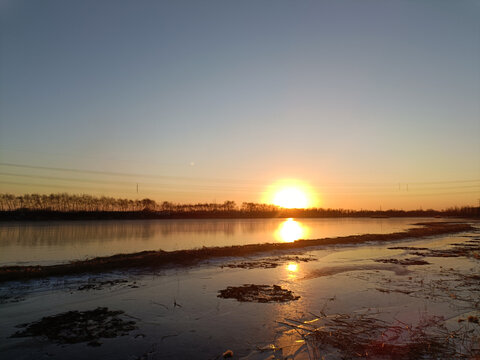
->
388, 246, 430, 251
217, 284, 300, 303
77, 278, 139, 291
221, 255, 315, 269
0, 294, 25, 304
10, 307, 136, 346
304, 263, 411, 279
375, 258, 431, 265
388, 237, 480, 260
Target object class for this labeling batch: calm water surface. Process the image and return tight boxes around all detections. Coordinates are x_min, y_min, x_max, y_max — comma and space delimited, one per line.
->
0, 217, 437, 266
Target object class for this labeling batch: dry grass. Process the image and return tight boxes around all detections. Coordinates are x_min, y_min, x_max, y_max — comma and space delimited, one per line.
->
279, 311, 480, 359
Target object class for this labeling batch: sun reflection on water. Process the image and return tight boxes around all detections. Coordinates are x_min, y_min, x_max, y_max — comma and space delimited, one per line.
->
276, 218, 308, 243
286, 263, 298, 272
286, 262, 299, 279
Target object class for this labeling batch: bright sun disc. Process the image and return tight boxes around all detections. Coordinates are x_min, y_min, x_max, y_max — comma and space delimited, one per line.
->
273, 187, 308, 208
263, 179, 318, 209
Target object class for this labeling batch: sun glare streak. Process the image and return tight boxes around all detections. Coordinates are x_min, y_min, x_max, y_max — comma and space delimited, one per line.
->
276, 218, 308, 243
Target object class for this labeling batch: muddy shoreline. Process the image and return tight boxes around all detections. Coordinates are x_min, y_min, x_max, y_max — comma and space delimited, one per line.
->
1, 223, 479, 359
0, 222, 473, 282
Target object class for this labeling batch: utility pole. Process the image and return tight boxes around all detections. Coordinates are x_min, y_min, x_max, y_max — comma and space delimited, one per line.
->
136, 183, 139, 194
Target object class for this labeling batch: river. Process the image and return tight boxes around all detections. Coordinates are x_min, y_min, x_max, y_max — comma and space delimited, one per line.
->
0, 217, 440, 266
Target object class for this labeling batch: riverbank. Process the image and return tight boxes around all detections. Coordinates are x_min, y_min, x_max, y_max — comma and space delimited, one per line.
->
0, 221, 473, 282
1, 208, 478, 221
1, 223, 479, 359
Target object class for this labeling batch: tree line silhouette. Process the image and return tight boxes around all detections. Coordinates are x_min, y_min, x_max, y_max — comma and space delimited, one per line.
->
0, 194, 280, 213
0, 193, 478, 220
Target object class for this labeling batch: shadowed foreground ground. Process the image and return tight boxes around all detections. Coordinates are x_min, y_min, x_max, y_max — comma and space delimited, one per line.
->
0, 222, 473, 282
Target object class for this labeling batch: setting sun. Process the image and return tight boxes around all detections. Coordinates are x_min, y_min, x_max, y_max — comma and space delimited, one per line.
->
273, 187, 308, 208
264, 180, 317, 209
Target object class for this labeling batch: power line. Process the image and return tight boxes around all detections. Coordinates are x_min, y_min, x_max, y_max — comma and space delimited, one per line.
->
0, 172, 264, 192
2, 179, 479, 199
0, 180, 135, 194
2, 162, 479, 187
0, 162, 261, 185
3, 171, 479, 195
0, 180, 266, 197
0, 162, 182, 179
0, 172, 136, 186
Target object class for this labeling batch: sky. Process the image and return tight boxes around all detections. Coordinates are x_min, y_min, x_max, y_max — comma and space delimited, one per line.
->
0, 0, 479, 210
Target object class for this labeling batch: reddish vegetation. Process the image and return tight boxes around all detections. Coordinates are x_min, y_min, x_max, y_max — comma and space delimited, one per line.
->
0, 222, 473, 282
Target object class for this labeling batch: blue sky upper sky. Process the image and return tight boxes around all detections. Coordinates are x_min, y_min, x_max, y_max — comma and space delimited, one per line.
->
1, 0, 479, 209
